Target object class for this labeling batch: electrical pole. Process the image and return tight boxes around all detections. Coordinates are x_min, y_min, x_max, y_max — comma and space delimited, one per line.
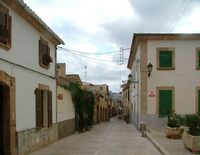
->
85, 66, 87, 81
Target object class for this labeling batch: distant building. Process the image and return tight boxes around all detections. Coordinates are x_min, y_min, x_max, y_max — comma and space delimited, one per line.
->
109, 91, 122, 117
66, 74, 83, 86
127, 33, 200, 128
121, 81, 131, 120
83, 82, 110, 124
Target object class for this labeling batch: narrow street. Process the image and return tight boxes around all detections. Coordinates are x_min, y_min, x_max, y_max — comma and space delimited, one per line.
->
31, 119, 161, 155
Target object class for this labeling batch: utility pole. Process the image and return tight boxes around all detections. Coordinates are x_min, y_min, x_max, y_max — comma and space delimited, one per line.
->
119, 47, 124, 65
85, 66, 87, 81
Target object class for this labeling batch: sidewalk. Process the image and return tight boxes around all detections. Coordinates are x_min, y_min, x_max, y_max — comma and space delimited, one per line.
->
30, 119, 161, 155
146, 126, 195, 155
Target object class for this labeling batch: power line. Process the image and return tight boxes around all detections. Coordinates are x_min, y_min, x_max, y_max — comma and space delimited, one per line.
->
58, 50, 121, 68
167, 0, 192, 32
57, 46, 130, 55
57, 48, 118, 63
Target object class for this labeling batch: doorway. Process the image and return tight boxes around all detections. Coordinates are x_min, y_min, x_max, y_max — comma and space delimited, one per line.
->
0, 70, 17, 155
157, 87, 174, 117
0, 83, 9, 155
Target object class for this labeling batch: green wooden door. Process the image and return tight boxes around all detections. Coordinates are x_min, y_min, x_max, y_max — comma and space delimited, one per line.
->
198, 90, 200, 113
159, 90, 173, 117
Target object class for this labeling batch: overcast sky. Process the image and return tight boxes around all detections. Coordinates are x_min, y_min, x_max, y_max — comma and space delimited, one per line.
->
24, 0, 200, 92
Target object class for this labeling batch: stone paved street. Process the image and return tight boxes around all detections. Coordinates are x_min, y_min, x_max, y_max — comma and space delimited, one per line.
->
30, 119, 161, 155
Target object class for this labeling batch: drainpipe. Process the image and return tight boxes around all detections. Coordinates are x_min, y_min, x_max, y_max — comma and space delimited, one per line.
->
55, 45, 58, 123
136, 58, 140, 130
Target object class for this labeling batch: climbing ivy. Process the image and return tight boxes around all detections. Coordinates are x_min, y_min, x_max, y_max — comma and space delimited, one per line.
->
61, 82, 95, 131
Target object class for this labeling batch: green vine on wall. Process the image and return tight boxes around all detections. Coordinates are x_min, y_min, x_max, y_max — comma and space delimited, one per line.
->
61, 82, 95, 131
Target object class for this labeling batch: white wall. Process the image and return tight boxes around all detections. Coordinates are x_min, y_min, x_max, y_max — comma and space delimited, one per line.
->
57, 86, 75, 122
130, 45, 141, 128
0, 3, 58, 131
147, 40, 200, 114
0, 7, 56, 77
0, 60, 57, 131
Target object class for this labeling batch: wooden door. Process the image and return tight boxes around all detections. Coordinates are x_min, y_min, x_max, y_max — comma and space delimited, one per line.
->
159, 90, 173, 117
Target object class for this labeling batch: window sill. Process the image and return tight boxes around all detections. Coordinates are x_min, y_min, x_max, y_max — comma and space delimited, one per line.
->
157, 67, 175, 70
39, 63, 50, 70
0, 42, 11, 50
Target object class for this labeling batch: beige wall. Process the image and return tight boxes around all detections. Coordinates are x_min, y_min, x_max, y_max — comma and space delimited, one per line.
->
57, 86, 75, 122
147, 40, 200, 114
57, 63, 66, 78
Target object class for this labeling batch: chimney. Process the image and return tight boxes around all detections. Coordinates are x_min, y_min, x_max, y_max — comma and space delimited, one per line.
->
57, 63, 66, 78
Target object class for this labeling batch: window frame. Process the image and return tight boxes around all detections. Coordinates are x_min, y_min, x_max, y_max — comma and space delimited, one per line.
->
0, 2, 12, 50
196, 87, 200, 113
196, 48, 200, 70
35, 84, 52, 129
156, 47, 175, 70
39, 37, 52, 69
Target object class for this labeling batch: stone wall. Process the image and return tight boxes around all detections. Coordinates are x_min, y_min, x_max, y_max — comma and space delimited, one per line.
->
17, 124, 58, 155
57, 118, 75, 139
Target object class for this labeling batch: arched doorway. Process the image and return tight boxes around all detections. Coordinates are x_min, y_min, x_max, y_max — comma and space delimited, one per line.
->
0, 71, 17, 155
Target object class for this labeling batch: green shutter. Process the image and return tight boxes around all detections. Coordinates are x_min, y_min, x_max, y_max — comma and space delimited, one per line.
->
159, 50, 173, 68
198, 51, 200, 68
159, 90, 173, 117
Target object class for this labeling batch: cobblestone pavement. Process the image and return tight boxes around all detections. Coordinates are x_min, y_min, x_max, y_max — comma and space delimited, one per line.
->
30, 119, 161, 155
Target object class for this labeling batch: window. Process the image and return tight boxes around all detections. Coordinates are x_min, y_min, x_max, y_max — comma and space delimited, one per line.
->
196, 87, 200, 113
39, 37, 52, 69
0, 3, 11, 49
35, 88, 52, 128
196, 48, 200, 70
157, 47, 175, 70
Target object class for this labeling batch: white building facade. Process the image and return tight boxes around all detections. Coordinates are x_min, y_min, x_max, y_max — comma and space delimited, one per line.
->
128, 33, 200, 128
0, 1, 64, 154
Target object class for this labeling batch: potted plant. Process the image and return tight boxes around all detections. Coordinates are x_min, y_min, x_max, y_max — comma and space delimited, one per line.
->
183, 114, 200, 153
43, 54, 53, 65
165, 112, 184, 139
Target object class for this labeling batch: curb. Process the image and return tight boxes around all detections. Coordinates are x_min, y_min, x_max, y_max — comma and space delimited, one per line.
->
146, 132, 171, 155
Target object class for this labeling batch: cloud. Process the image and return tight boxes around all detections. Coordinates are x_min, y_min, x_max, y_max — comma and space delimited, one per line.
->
24, 0, 200, 91
103, 0, 199, 47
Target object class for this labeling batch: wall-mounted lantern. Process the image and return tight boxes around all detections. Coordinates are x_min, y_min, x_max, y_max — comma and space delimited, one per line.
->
147, 63, 153, 77
128, 74, 133, 82
128, 73, 138, 84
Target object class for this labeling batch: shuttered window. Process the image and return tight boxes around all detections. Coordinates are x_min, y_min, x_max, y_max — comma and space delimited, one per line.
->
35, 88, 44, 127
48, 91, 52, 127
198, 90, 200, 113
0, 3, 12, 49
35, 88, 52, 128
157, 48, 175, 70
196, 48, 200, 70
39, 37, 52, 69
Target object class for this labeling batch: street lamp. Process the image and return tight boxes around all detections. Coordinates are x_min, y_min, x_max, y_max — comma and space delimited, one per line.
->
128, 74, 132, 83
147, 63, 153, 77
128, 73, 138, 84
